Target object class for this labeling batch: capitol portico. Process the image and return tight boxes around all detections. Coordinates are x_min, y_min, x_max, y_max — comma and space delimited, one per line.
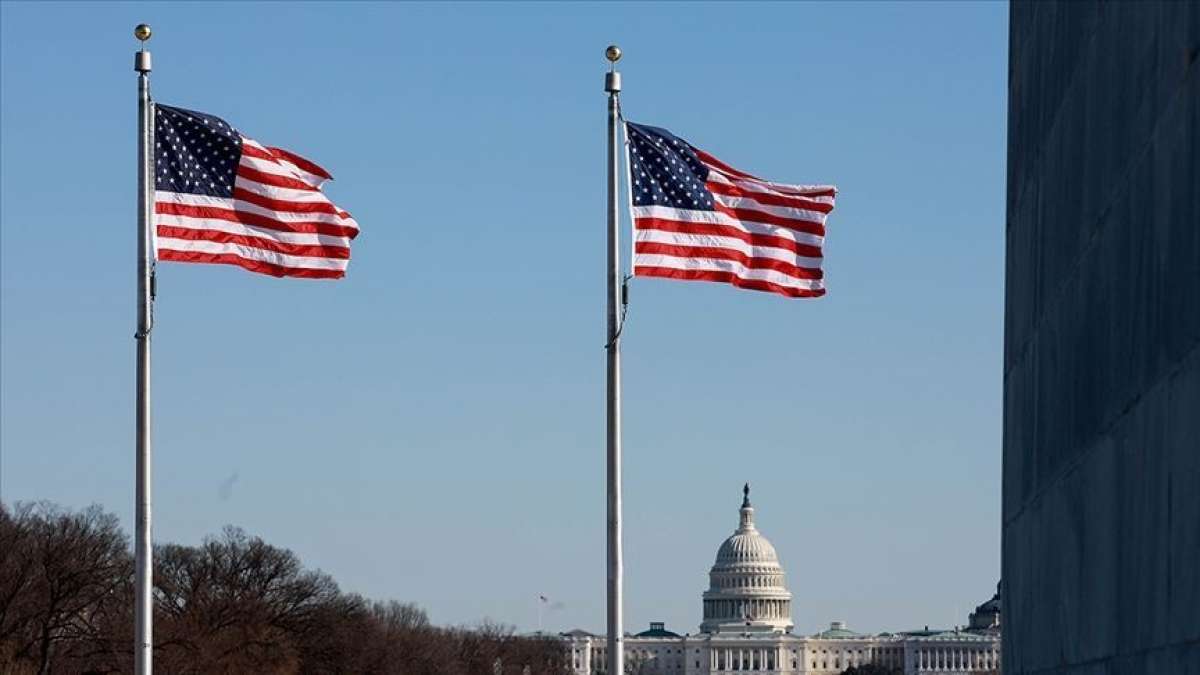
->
564, 486, 1000, 674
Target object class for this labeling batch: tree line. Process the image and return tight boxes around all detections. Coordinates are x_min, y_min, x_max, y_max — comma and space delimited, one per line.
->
1, 502, 568, 674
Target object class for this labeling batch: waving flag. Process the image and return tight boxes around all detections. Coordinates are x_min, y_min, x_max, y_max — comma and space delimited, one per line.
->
153, 104, 360, 279
626, 121, 835, 298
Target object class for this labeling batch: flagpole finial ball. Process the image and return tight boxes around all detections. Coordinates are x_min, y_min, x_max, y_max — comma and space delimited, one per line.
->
605, 45, 622, 63
134, 24, 152, 42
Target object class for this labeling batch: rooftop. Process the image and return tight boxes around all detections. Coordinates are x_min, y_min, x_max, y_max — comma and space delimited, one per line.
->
636, 622, 682, 638
813, 621, 862, 639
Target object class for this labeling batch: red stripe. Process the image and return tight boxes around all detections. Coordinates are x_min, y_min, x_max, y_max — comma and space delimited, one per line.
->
267, 146, 332, 180
712, 202, 825, 236
634, 266, 824, 298
237, 165, 320, 192
240, 143, 274, 161
156, 250, 346, 279
232, 186, 345, 217
156, 202, 358, 239
157, 225, 350, 259
634, 242, 823, 280
634, 217, 822, 258
693, 148, 764, 182
696, 149, 836, 198
243, 142, 333, 183
706, 181, 834, 214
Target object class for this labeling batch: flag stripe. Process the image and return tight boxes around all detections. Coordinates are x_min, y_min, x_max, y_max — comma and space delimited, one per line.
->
239, 154, 304, 178
232, 186, 346, 216
635, 242, 823, 280
711, 202, 825, 236
237, 165, 321, 192
634, 266, 826, 298
157, 225, 350, 259
157, 237, 350, 271
267, 146, 332, 180
707, 171, 836, 205
711, 193, 828, 226
631, 206, 824, 247
158, 192, 358, 229
705, 180, 835, 214
157, 250, 347, 279
156, 199, 359, 238
234, 175, 334, 203
634, 253, 826, 290
157, 213, 351, 247
634, 217, 824, 258
244, 140, 332, 188
634, 229, 822, 267
697, 150, 836, 197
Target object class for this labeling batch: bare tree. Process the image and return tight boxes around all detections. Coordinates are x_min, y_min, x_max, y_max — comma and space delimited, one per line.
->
153, 526, 340, 674
0, 503, 37, 660
0, 502, 131, 675
2, 502, 572, 675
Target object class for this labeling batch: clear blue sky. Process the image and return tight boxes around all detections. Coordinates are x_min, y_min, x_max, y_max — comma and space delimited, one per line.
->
1, 1, 1007, 636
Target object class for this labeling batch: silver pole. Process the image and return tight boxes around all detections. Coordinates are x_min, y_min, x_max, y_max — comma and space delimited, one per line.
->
133, 23, 154, 675
603, 44, 623, 675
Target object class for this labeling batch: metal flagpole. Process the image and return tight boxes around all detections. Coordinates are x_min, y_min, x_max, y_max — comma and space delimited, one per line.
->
133, 23, 155, 675
603, 44, 624, 675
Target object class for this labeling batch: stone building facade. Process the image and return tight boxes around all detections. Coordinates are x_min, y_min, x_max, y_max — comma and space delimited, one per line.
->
1002, 2, 1199, 673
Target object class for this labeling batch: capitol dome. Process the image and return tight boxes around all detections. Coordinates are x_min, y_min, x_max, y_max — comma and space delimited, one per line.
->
715, 525, 780, 565
700, 485, 793, 634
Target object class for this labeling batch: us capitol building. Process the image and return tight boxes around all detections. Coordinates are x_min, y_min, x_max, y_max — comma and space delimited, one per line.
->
563, 486, 1000, 674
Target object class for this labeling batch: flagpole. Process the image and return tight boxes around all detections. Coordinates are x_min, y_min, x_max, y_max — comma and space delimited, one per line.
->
603, 44, 624, 675
133, 23, 155, 675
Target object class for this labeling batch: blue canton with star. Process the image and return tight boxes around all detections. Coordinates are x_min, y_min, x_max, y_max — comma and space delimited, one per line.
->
627, 122, 714, 211
155, 104, 243, 198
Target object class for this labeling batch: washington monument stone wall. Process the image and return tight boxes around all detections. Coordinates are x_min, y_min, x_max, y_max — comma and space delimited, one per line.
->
1002, 2, 1199, 673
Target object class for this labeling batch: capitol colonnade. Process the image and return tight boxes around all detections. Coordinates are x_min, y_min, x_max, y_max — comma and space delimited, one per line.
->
910, 643, 1000, 671
564, 487, 1000, 674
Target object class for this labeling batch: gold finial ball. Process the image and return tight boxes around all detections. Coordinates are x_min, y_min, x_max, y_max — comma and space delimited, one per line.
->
134, 24, 152, 42
605, 45, 622, 63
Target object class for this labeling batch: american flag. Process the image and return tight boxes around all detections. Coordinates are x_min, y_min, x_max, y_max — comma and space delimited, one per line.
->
153, 104, 359, 279
626, 122, 835, 298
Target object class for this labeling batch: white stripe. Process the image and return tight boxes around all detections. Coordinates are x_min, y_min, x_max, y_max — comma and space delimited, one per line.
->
239, 155, 329, 191
242, 138, 270, 152
156, 191, 359, 229
632, 253, 825, 291
243, 137, 330, 189
154, 191, 235, 209
232, 198, 357, 230
235, 175, 333, 204
275, 158, 330, 189
711, 193, 828, 224
239, 154, 306, 179
631, 205, 824, 247
706, 173, 835, 212
634, 229, 823, 268
156, 238, 348, 271
155, 213, 352, 248
705, 170, 836, 205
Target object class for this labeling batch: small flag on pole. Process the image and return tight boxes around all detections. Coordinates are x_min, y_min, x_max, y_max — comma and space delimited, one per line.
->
626, 121, 835, 298
153, 104, 360, 279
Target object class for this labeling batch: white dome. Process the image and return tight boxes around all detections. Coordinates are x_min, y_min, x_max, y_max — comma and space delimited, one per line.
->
700, 485, 793, 634
715, 530, 780, 566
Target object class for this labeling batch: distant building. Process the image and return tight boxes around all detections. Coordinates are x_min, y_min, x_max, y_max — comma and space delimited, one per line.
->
564, 487, 1000, 674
